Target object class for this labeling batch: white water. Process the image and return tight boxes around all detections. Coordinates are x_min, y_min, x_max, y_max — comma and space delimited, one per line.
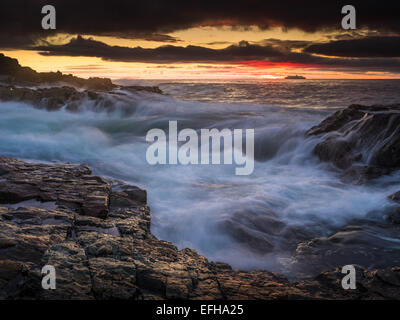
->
1, 79, 399, 273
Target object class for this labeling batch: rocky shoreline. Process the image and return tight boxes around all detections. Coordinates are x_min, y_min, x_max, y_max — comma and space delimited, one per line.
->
0, 53, 163, 113
0, 156, 399, 300
0, 53, 162, 93
0, 54, 400, 299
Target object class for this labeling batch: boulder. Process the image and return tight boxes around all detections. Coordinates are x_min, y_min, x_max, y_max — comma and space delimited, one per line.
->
290, 222, 400, 278
308, 104, 400, 182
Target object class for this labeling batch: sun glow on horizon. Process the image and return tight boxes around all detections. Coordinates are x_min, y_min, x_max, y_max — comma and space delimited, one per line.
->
258, 74, 282, 79
3, 47, 400, 80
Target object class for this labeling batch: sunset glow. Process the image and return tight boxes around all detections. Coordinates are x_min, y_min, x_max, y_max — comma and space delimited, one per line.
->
1, 3, 399, 80
1, 1, 400, 303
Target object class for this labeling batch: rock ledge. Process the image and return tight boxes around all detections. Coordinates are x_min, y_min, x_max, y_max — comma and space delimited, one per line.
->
0, 156, 399, 300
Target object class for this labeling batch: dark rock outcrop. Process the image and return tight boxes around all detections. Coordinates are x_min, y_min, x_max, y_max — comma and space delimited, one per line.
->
388, 191, 400, 224
291, 222, 400, 278
0, 84, 162, 113
0, 54, 163, 107
216, 209, 313, 254
217, 209, 283, 253
0, 53, 115, 91
390, 191, 400, 204
307, 104, 400, 183
0, 85, 85, 111
0, 156, 399, 300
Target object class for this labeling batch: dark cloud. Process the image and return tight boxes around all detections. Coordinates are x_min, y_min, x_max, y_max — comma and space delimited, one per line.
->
1, 0, 399, 75
203, 41, 234, 46
1, 0, 400, 49
64, 65, 108, 70
34, 36, 285, 63
0, 33, 42, 49
32, 35, 400, 74
305, 36, 400, 57
258, 38, 311, 50
197, 65, 235, 69
96, 33, 180, 43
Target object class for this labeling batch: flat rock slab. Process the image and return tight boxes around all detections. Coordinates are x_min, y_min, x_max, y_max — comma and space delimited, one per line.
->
0, 156, 110, 218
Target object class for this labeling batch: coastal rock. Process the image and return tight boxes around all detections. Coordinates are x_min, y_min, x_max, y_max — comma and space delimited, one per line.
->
0, 156, 399, 300
0, 157, 110, 218
390, 191, 400, 203
0, 85, 162, 113
388, 191, 400, 224
0, 54, 164, 111
216, 209, 316, 254
294, 267, 400, 300
307, 104, 400, 182
216, 209, 284, 253
290, 222, 400, 278
0, 53, 115, 91
0, 85, 84, 111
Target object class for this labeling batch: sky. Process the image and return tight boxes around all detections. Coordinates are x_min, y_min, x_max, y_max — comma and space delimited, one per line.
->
1, 1, 400, 80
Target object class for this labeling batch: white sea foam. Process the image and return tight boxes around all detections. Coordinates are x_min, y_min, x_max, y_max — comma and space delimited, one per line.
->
0, 79, 399, 274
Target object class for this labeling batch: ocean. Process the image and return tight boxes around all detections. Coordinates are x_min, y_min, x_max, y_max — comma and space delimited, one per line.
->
1, 79, 400, 277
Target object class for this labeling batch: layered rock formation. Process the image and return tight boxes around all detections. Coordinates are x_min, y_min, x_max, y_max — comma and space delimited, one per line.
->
307, 104, 400, 184
0, 156, 399, 300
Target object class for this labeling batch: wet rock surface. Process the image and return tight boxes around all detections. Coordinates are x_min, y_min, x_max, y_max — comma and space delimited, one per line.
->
291, 221, 400, 278
307, 104, 400, 183
0, 156, 399, 300
216, 209, 283, 253
388, 191, 400, 224
0, 85, 162, 113
216, 208, 313, 254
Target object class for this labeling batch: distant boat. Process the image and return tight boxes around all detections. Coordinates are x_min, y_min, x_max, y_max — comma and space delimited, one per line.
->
284, 75, 306, 79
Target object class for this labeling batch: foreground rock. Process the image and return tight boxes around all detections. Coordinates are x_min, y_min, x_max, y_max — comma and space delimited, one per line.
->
307, 104, 400, 183
0, 156, 399, 300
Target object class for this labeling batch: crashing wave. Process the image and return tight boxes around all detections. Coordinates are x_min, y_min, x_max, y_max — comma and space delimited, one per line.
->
307, 104, 400, 183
